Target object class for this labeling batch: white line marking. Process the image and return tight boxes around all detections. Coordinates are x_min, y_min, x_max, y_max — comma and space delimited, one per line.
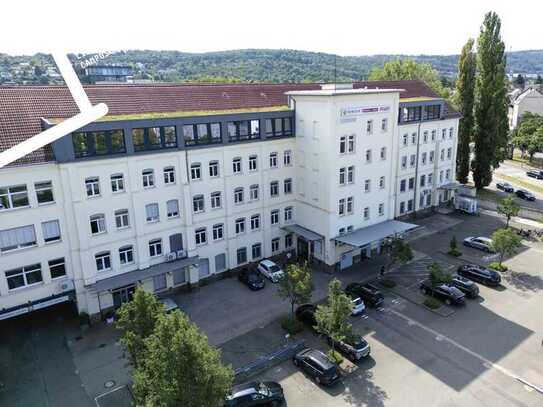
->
94, 384, 128, 405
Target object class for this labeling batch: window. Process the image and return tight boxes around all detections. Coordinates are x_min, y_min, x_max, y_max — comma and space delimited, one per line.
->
209, 161, 219, 177
439, 170, 444, 183
0, 225, 36, 252
233, 157, 242, 174
110, 174, 124, 193
211, 192, 222, 209
400, 179, 406, 192
409, 177, 415, 190
428, 173, 433, 185
95, 252, 111, 271
49, 258, 66, 278
145, 203, 160, 222
6, 263, 42, 290
346, 197, 354, 214
284, 150, 292, 166
271, 210, 279, 225
193, 195, 204, 213
420, 175, 426, 187
90, 214, 106, 234
284, 206, 293, 222
190, 163, 201, 180
132, 126, 176, 151
446, 169, 451, 180
347, 135, 355, 152
119, 246, 134, 265
411, 133, 417, 145
366, 120, 373, 135
447, 148, 452, 159
420, 193, 425, 208
429, 151, 435, 163
265, 117, 292, 137
285, 234, 293, 248
270, 181, 279, 197
272, 238, 280, 253
269, 152, 278, 168
440, 149, 445, 161
42, 220, 61, 243
365, 149, 372, 163
338, 198, 345, 216
410, 154, 416, 167
380, 147, 386, 160
237, 247, 247, 265
339, 136, 347, 154
149, 239, 162, 257
364, 207, 370, 220
248, 155, 258, 171
339, 227, 346, 235
431, 130, 436, 141
213, 224, 224, 241
400, 201, 406, 214
449, 127, 454, 139
403, 134, 408, 146
115, 209, 130, 228
442, 128, 447, 140
228, 120, 260, 141
401, 156, 407, 169
183, 122, 222, 146
379, 203, 385, 216
234, 187, 244, 204
425, 105, 441, 120
73, 130, 126, 158
421, 152, 427, 165
167, 200, 179, 218
252, 243, 262, 259
423, 131, 428, 143
35, 181, 54, 204
381, 118, 388, 132
195, 228, 207, 245
402, 106, 422, 122
379, 176, 385, 189
164, 167, 176, 184
284, 178, 292, 194
235, 218, 245, 234
250, 214, 260, 230
142, 169, 155, 188
85, 177, 100, 197
364, 179, 371, 193
339, 168, 346, 185
249, 184, 259, 201
408, 199, 414, 212
426, 192, 432, 206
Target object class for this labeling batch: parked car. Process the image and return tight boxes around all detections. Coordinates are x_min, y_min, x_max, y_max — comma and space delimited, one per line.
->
224, 381, 285, 406
295, 303, 317, 327
351, 297, 366, 316
515, 189, 536, 201
345, 283, 384, 307
257, 259, 284, 283
238, 268, 265, 290
327, 334, 371, 361
457, 264, 501, 287
292, 348, 340, 386
496, 182, 514, 193
419, 280, 465, 305
526, 170, 543, 179
451, 275, 479, 298
463, 236, 494, 252
159, 297, 179, 313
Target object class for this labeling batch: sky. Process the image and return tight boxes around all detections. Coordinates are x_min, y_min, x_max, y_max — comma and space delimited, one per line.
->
1, 0, 542, 56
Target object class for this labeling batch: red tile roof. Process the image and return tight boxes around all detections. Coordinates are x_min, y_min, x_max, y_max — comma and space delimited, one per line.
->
0, 80, 456, 166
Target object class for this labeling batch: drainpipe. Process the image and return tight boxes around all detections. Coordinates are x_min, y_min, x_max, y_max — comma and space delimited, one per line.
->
412, 119, 423, 218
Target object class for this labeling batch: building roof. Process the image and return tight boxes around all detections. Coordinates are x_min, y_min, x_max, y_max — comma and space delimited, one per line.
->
0, 80, 457, 166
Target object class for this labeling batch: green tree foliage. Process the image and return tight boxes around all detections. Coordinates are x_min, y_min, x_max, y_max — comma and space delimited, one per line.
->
511, 112, 543, 159
455, 39, 477, 184
278, 262, 314, 319
115, 287, 164, 368
133, 311, 234, 407
496, 196, 520, 227
428, 262, 452, 287
536, 75, 543, 85
383, 237, 414, 272
491, 228, 522, 266
514, 74, 525, 88
315, 279, 353, 354
368, 59, 450, 98
473, 12, 508, 189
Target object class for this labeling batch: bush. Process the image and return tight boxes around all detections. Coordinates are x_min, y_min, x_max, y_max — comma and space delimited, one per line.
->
327, 349, 344, 365
280, 317, 303, 335
489, 262, 508, 272
447, 249, 462, 257
424, 297, 441, 309
381, 279, 396, 288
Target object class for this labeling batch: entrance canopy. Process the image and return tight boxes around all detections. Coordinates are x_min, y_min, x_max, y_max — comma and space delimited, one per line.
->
333, 220, 418, 248
282, 224, 322, 241
438, 181, 460, 190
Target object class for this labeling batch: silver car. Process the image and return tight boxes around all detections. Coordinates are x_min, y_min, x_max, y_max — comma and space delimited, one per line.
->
463, 236, 494, 252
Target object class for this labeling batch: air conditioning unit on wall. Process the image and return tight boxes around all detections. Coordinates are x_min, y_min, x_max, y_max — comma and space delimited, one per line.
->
176, 250, 187, 259
165, 252, 177, 262
59, 280, 75, 293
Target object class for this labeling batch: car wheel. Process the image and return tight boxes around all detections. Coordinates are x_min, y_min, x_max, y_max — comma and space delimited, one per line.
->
293, 358, 299, 366
314, 376, 321, 385
445, 298, 451, 305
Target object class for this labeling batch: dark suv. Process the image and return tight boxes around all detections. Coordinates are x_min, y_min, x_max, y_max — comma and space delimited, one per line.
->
457, 264, 501, 287
295, 304, 317, 327
293, 348, 340, 386
345, 283, 384, 307
451, 275, 479, 298
225, 381, 284, 406
419, 280, 465, 305
238, 268, 265, 290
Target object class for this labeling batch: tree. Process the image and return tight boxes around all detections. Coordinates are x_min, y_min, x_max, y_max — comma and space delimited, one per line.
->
383, 237, 414, 272
536, 75, 543, 85
514, 74, 525, 89
133, 311, 234, 407
115, 287, 164, 368
278, 262, 314, 319
472, 12, 508, 189
491, 228, 522, 267
315, 279, 353, 357
511, 112, 543, 159
496, 196, 520, 227
368, 59, 450, 98
428, 262, 452, 288
455, 38, 477, 184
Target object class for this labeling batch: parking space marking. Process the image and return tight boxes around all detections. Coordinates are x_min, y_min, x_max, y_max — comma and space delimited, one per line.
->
94, 385, 128, 407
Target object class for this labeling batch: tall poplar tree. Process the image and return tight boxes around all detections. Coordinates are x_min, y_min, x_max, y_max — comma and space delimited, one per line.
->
472, 12, 508, 189
455, 39, 476, 184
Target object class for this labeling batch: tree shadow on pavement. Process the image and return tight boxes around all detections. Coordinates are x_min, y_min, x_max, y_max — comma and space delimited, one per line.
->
502, 270, 543, 292
342, 358, 387, 407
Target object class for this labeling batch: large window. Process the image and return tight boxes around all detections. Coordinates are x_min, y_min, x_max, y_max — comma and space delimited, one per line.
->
195, 228, 207, 245
424, 105, 441, 120
213, 223, 224, 241
115, 209, 130, 229
132, 126, 177, 152
90, 214, 106, 234
227, 120, 260, 142
85, 177, 100, 197
49, 258, 66, 279
145, 203, 160, 223
110, 174, 125, 193
35, 181, 54, 204
237, 247, 247, 265
119, 246, 134, 265
402, 106, 422, 122
142, 169, 155, 188
235, 218, 245, 234
149, 239, 163, 257
211, 191, 222, 209
193, 195, 204, 213
42, 220, 61, 243
95, 251, 111, 271
6, 263, 42, 290
265, 117, 292, 137
183, 123, 222, 146
73, 130, 126, 158
0, 225, 37, 252
167, 200, 179, 218
0, 184, 29, 210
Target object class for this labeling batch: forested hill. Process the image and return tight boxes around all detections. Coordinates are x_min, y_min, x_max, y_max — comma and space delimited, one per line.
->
1, 49, 542, 84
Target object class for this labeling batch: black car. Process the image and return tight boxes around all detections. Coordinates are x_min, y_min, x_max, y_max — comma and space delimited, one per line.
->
293, 348, 340, 386
457, 264, 501, 287
451, 275, 479, 299
327, 333, 371, 361
345, 283, 384, 307
526, 170, 543, 180
515, 189, 536, 201
295, 303, 317, 327
238, 268, 265, 290
225, 381, 284, 406
419, 280, 465, 305
496, 182, 514, 193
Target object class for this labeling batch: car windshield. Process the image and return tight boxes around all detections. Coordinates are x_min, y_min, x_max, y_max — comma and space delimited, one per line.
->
248, 273, 260, 282
346, 335, 367, 348
352, 298, 362, 306
269, 265, 281, 273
